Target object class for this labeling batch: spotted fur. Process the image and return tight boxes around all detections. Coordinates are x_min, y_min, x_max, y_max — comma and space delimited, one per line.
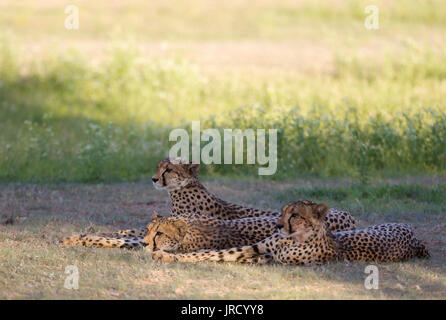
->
142, 212, 278, 252
153, 158, 356, 230
60, 159, 356, 249
152, 200, 429, 264
60, 228, 146, 249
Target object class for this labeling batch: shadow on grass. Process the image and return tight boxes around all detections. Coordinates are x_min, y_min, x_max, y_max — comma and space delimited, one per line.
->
1, 180, 445, 298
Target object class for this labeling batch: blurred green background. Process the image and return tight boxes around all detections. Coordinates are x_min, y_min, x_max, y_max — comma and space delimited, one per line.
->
1, 0, 445, 182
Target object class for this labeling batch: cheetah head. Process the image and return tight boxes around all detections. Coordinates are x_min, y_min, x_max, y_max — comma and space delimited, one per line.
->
277, 200, 330, 242
142, 212, 188, 252
151, 158, 200, 191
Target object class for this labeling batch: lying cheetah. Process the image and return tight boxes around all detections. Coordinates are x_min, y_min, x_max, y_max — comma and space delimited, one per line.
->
152, 200, 429, 264
61, 202, 354, 250
60, 159, 356, 249
142, 212, 278, 252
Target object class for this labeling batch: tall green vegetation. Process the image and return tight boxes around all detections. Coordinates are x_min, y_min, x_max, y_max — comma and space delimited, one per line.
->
0, 39, 445, 182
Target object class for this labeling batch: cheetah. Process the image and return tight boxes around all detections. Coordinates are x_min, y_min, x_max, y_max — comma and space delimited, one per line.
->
142, 212, 278, 252
61, 202, 353, 250
60, 159, 356, 249
152, 200, 429, 264
152, 158, 356, 227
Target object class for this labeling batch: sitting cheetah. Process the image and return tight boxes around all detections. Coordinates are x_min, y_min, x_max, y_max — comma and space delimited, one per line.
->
152, 200, 429, 264
152, 158, 356, 224
60, 159, 356, 249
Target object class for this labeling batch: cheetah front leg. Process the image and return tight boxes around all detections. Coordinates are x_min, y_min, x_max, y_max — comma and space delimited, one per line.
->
151, 249, 272, 264
151, 233, 280, 264
151, 246, 255, 263
97, 228, 147, 239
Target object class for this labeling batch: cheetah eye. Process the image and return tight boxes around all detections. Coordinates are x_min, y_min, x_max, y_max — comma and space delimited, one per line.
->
155, 232, 163, 236
291, 215, 305, 222
165, 168, 172, 173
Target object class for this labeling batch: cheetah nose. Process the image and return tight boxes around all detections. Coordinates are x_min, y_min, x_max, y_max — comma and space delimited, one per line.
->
152, 178, 159, 183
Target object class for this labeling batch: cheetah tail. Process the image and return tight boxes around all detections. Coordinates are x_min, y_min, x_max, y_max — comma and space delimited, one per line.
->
59, 235, 86, 246
414, 240, 430, 259
59, 234, 143, 249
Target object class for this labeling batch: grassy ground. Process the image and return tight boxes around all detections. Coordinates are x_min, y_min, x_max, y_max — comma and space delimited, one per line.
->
1, 178, 445, 299
1, 0, 445, 300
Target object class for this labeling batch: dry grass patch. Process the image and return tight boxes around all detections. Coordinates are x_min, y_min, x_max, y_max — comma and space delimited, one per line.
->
1, 179, 445, 299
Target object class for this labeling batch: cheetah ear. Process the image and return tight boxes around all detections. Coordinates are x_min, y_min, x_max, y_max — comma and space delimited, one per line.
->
152, 211, 160, 219
281, 202, 296, 215
280, 204, 289, 214
173, 220, 188, 241
173, 219, 187, 229
314, 204, 329, 219
187, 163, 200, 175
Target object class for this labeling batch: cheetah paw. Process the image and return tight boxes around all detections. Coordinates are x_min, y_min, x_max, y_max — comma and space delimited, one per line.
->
254, 254, 273, 264
152, 250, 177, 262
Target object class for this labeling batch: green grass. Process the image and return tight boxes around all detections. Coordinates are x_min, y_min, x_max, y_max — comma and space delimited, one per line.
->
1, 179, 445, 299
1, 40, 446, 181
274, 184, 446, 205
0, 1, 445, 182
1, 0, 445, 301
